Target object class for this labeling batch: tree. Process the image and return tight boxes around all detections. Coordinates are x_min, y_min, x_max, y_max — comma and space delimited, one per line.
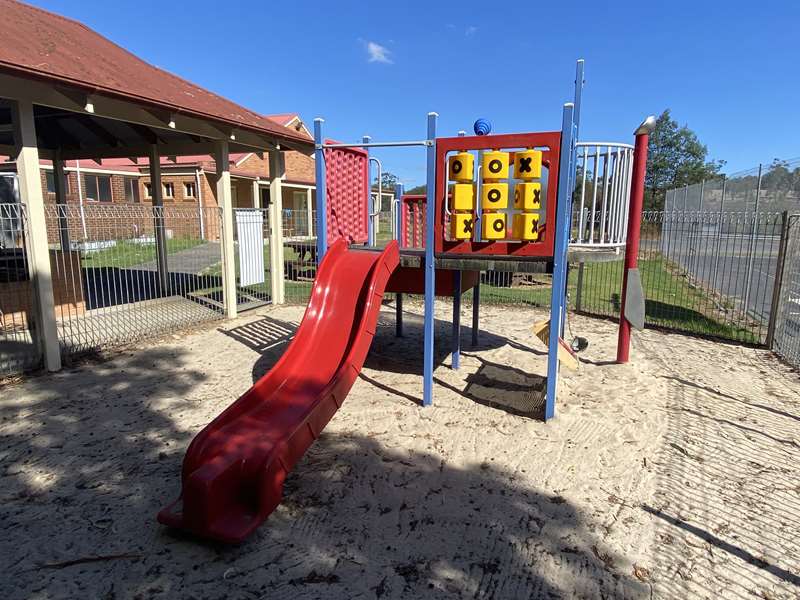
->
645, 110, 725, 209
405, 184, 426, 195
373, 171, 399, 191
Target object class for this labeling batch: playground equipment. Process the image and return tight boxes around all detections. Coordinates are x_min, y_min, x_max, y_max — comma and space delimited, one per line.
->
159, 60, 654, 543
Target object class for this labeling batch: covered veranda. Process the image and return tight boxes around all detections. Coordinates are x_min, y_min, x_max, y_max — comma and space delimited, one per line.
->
0, 0, 312, 372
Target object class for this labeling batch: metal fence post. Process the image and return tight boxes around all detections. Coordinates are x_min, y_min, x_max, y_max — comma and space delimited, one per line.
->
148, 144, 170, 296
575, 261, 585, 312
713, 176, 726, 290
766, 211, 791, 349
742, 163, 763, 318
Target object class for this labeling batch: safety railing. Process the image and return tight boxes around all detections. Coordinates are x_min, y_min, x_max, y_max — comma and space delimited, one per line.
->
571, 142, 634, 248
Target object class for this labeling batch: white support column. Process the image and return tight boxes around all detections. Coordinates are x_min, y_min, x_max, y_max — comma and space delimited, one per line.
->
268, 150, 285, 304
52, 150, 70, 251
252, 180, 260, 208
215, 140, 237, 319
12, 100, 61, 371
306, 187, 314, 237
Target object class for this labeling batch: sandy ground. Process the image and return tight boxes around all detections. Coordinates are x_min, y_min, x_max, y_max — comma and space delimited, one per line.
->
1, 300, 798, 600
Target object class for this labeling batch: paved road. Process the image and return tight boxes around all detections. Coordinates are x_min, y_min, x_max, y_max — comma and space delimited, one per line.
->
642, 235, 780, 322
136, 241, 221, 275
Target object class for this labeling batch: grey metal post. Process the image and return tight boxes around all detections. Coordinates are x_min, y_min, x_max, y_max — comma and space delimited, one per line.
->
575, 261, 585, 312
52, 152, 70, 252
148, 144, 170, 295
765, 211, 791, 349
742, 163, 763, 317
692, 179, 705, 276
713, 176, 726, 290
471, 280, 480, 347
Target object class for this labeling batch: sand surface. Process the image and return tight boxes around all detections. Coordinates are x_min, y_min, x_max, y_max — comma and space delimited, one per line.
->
1, 300, 798, 599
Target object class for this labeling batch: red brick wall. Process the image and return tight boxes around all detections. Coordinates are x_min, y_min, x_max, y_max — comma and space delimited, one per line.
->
236, 151, 315, 185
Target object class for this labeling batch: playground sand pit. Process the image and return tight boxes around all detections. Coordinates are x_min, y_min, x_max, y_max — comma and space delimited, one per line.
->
1, 301, 798, 599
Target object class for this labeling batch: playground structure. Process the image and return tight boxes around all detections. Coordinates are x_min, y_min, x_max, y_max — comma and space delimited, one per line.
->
159, 60, 655, 543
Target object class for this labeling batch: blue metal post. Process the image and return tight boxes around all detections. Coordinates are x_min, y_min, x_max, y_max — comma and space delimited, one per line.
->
314, 118, 327, 261
422, 112, 438, 407
364, 135, 374, 245
394, 182, 404, 337
545, 103, 576, 421
560, 59, 585, 335
451, 271, 462, 369
471, 279, 480, 347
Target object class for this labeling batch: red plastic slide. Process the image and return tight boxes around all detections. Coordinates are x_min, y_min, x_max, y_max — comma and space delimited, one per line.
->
158, 240, 400, 543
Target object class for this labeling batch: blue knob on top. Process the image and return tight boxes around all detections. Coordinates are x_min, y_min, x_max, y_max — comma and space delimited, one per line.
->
473, 118, 491, 136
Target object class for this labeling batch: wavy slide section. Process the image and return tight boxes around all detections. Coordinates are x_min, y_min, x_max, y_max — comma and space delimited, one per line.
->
158, 240, 400, 543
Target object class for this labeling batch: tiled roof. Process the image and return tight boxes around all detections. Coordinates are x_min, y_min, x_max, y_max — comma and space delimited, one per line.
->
0, 0, 311, 148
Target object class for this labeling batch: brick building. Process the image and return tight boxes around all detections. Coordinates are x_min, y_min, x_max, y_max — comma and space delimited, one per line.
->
0, 113, 316, 242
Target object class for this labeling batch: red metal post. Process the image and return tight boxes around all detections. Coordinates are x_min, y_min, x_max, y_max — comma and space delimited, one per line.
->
617, 117, 656, 363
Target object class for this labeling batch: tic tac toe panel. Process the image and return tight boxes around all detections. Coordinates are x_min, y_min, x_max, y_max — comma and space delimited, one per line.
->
434, 131, 562, 258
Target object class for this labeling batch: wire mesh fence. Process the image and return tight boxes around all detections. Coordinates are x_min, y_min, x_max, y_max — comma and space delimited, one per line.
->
282, 208, 316, 304
771, 215, 800, 367
0, 203, 40, 374
45, 204, 224, 359
577, 211, 783, 343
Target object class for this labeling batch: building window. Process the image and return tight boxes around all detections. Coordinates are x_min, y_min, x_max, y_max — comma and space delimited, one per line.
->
163, 182, 174, 199
144, 182, 152, 199
123, 177, 140, 203
184, 182, 196, 198
45, 171, 69, 194
84, 174, 112, 202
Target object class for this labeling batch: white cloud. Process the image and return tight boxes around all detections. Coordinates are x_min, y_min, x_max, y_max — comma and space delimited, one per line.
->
465, 26, 478, 36
365, 41, 393, 64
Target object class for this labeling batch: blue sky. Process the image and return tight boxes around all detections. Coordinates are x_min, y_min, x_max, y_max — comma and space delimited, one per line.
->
34, 0, 800, 186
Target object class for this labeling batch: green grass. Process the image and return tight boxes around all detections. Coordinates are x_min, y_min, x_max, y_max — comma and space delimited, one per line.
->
465, 255, 759, 343
80, 238, 203, 269
572, 257, 759, 343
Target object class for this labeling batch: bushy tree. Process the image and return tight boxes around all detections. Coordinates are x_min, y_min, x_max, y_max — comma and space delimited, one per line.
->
373, 171, 399, 191
645, 110, 724, 209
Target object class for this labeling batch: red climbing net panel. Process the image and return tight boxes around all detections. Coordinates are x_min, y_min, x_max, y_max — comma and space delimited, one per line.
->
324, 141, 369, 244
401, 194, 426, 248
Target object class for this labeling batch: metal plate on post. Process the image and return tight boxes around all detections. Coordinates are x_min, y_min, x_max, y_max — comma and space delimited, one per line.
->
624, 267, 645, 330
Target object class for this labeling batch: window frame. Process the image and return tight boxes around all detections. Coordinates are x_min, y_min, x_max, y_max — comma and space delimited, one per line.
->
123, 176, 140, 203
84, 173, 113, 203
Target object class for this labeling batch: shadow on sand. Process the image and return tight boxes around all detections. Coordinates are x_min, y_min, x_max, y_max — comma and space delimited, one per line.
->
0, 340, 645, 597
